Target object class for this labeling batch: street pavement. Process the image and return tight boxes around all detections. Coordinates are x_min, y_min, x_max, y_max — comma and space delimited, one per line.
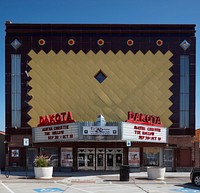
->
0, 170, 199, 193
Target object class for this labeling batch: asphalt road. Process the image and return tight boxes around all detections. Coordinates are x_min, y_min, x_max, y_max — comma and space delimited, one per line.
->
0, 172, 199, 193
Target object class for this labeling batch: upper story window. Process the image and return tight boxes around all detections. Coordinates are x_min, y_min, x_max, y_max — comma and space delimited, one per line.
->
11, 54, 21, 128
180, 55, 189, 128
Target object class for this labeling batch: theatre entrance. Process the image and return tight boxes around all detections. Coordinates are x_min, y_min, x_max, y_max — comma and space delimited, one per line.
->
77, 148, 123, 171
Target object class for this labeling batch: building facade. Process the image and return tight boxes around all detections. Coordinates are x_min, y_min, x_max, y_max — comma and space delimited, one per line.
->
194, 129, 200, 168
0, 131, 5, 170
5, 23, 196, 171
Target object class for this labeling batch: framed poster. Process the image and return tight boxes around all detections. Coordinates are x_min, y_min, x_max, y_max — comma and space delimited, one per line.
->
128, 147, 140, 167
11, 149, 19, 157
61, 148, 73, 167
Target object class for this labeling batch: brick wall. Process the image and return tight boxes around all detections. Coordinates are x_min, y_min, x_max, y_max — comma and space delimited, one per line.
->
10, 135, 32, 147
169, 135, 195, 169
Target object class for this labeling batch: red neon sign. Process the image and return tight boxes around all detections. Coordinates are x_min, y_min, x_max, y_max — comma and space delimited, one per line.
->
125, 111, 162, 126
38, 112, 75, 126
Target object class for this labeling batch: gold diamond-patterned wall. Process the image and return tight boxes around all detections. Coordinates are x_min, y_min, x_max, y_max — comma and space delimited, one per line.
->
28, 50, 173, 127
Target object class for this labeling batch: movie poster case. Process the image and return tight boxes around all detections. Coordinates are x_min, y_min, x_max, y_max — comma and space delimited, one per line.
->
61, 147, 73, 167
128, 147, 140, 167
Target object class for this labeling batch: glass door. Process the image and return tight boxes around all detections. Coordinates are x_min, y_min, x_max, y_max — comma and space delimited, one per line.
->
77, 148, 95, 170
164, 149, 174, 171
77, 148, 85, 170
77, 148, 123, 171
106, 148, 123, 170
115, 148, 123, 169
96, 148, 105, 170
106, 148, 114, 170
27, 148, 38, 170
87, 149, 95, 170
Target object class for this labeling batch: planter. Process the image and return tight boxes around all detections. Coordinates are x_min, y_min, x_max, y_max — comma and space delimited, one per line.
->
147, 167, 166, 180
34, 167, 53, 179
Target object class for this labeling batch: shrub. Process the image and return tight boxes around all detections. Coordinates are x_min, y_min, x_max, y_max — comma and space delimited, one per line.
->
34, 155, 51, 167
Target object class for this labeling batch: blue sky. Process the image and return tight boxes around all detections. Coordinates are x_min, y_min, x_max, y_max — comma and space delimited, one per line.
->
0, 0, 199, 131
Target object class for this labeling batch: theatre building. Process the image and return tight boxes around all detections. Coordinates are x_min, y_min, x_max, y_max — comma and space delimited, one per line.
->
5, 23, 196, 172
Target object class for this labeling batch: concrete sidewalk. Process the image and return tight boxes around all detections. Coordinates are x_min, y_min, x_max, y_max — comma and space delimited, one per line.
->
0, 171, 191, 184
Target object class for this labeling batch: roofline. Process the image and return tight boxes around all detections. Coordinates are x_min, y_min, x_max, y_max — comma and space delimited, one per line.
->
5, 22, 196, 35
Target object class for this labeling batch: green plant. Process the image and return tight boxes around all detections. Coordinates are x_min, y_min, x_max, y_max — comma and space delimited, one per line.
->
34, 155, 51, 167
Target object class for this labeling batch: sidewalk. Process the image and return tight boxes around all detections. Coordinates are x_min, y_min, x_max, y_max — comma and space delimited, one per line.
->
0, 171, 191, 184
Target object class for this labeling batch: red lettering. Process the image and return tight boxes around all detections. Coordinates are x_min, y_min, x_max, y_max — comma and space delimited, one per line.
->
48, 136, 53, 140
135, 130, 141, 134
38, 112, 75, 126
134, 126, 145, 130
40, 116, 50, 125
134, 113, 140, 121
156, 117, 161, 125
140, 114, 146, 122
125, 111, 163, 126
147, 127, 161, 132
52, 131, 64, 135
151, 137, 157, 140
146, 115, 151, 124
40, 116, 45, 125
63, 125, 69, 129
49, 114, 55, 124
66, 112, 74, 122
128, 111, 134, 120
139, 136, 145, 140
63, 135, 70, 139
142, 131, 154, 136
44, 132, 50, 135
61, 112, 67, 121
55, 113, 61, 123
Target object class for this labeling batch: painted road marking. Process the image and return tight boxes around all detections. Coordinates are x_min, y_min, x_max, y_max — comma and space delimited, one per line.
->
55, 182, 93, 193
1, 183, 15, 193
171, 187, 200, 192
34, 188, 64, 192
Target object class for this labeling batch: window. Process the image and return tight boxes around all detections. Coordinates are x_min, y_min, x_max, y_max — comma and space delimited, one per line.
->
11, 54, 21, 128
40, 147, 58, 167
143, 147, 160, 166
180, 55, 189, 128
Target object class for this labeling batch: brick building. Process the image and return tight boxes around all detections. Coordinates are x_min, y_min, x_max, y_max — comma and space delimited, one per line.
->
194, 129, 200, 167
5, 22, 196, 171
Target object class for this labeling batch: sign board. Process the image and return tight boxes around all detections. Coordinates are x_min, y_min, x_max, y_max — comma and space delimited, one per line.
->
23, 138, 29, 146
83, 126, 118, 135
126, 140, 131, 147
32, 123, 78, 143
122, 122, 168, 143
